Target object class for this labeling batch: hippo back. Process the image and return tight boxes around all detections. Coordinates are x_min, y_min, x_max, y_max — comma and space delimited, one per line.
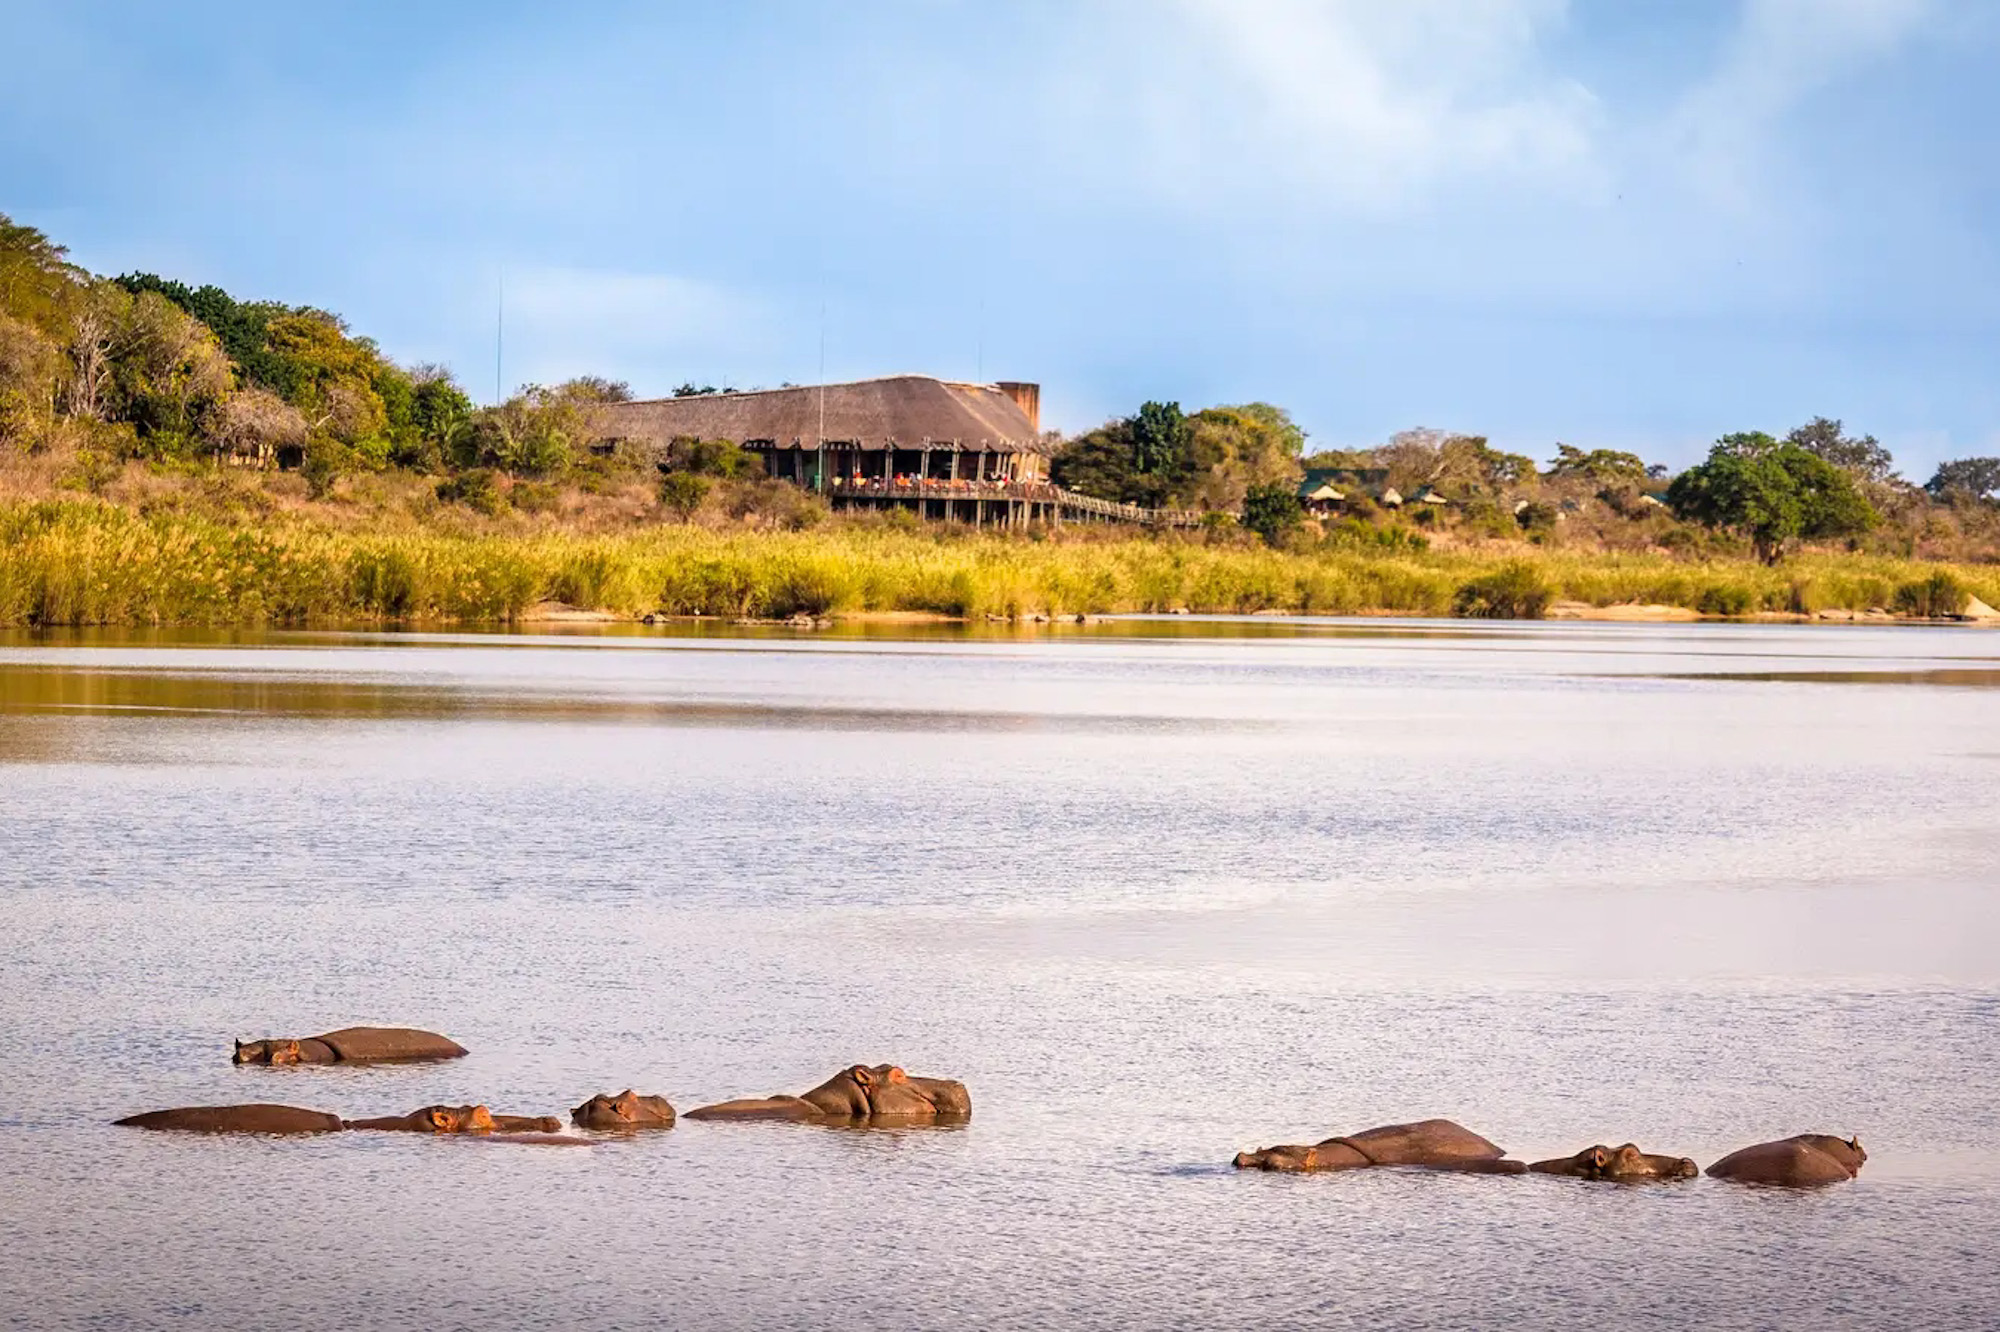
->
1336, 1118, 1508, 1166
315, 1027, 468, 1063
115, 1104, 345, 1134
1707, 1134, 1864, 1186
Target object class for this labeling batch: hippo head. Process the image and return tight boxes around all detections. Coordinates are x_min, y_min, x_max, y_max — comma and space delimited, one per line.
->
1559, 1144, 1699, 1180
802, 1065, 971, 1121
233, 1039, 303, 1066
571, 1091, 676, 1130
421, 1104, 496, 1133
1802, 1135, 1866, 1173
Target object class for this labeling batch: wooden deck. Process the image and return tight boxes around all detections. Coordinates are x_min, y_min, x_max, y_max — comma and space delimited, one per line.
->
826, 479, 1200, 528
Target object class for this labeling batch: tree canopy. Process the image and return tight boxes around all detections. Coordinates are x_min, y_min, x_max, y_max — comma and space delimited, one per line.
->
1926, 457, 2000, 503
1667, 436, 1879, 562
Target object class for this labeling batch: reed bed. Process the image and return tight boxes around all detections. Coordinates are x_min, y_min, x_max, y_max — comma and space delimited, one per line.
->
1, 500, 1995, 627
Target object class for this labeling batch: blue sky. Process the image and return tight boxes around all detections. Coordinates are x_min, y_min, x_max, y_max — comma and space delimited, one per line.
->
5, 0, 1998, 474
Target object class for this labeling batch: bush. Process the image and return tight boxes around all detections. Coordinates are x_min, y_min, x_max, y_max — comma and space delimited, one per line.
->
436, 468, 506, 516
301, 439, 357, 500
1515, 500, 1559, 538
1697, 583, 1756, 616
1452, 562, 1553, 619
1892, 569, 1970, 618
657, 471, 712, 521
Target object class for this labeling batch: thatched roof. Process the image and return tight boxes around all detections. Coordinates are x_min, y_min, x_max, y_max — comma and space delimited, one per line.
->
592, 375, 1044, 453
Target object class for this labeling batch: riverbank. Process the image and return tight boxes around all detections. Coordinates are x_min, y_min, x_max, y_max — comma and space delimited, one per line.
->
2, 499, 1997, 627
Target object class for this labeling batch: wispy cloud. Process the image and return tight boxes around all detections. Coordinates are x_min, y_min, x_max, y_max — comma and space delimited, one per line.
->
1665, 0, 1939, 209
1050, 0, 1601, 213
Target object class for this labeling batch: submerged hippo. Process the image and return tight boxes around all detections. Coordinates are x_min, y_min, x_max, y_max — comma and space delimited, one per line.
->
114, 1104, 345, 1134
1707, 1134, 1865, 1187
343, 1104, 562, 1134
572, 1091, 677, 1131
1530, 1143, 1699, 1181
1233, 1118, 1527, 1174
684, 1064, 971, 1124
233, 1027, 467, 1066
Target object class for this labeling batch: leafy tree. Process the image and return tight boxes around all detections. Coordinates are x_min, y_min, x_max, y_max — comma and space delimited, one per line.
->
1547, 444, 1648, 484
407, 373, 474, 466
1786, 416, 1894, 482
1181, 403, 1307, 510
1667, 438, 1878, 563
1375, 428, 1532, 497
1128, 400, 1192, 505
0, 311, 60, 441
111, 291, 233, 444
463, 384, 590, 476
0, 214, 83, 333
672, 382, 720, 397
560, 375, 633, 403
1925, 457, 2000, 503
1241, 482, 1304, 545
266, 311, 386, 442
1051, 419, 1138, 501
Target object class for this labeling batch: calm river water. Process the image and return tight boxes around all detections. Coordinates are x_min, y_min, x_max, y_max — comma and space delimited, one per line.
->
1, 618, 1997, 1330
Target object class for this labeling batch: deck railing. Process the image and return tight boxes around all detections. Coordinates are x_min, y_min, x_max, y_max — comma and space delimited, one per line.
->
825, 477, 1200, 527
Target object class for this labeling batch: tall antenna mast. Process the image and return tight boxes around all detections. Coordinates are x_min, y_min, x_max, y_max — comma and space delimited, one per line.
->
817, 301, 827, 446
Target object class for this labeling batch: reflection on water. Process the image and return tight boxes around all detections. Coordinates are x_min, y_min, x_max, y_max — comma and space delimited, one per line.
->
1, 619, 1997, 1330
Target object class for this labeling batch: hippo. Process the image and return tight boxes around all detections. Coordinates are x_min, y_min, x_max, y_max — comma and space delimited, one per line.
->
343, 1105, 563, 1134
1706, 1134, 1865, 1187
233, 1027, 467, 1065
572, 1091, 677, 1131
114, 1104, 345, 1134
1233, 1118, 1527, 1174
684, 1064, 971, 1124
1530, 1143, 1699, 1181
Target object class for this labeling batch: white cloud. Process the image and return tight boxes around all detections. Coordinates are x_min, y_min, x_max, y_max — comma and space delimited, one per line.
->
1664, 0, 1938, 209
497, 267, 775, 397
1069, 0, 1602, 212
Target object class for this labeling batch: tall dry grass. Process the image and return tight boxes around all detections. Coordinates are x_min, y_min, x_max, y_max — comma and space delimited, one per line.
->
1, 499, 1996, 626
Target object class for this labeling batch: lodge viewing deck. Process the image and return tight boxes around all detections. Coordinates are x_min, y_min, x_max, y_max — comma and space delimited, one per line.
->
826, 477, 1201, 528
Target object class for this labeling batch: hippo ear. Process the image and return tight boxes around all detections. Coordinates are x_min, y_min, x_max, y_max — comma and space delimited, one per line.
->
1589, 1147, 1609, 1168
850, 1066, 875, 1086
428, 1108, 452, 1129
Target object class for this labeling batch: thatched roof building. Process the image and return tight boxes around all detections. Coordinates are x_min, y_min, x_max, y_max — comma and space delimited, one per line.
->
593, 375, 1048, 488
595, 375, 1042, 452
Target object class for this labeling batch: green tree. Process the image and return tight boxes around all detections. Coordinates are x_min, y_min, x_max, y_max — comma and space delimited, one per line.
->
1052, 418, 1138, 502
1182, 403, 1307, 510
1925, 457, 2000, 503
1131, 400, 1189, 478
1786, 416, 1894, 482
1667, 438, 1878, 563
1546, 444, 1648, 484
1241, 482, 1304, 545
0, 214, 83, 333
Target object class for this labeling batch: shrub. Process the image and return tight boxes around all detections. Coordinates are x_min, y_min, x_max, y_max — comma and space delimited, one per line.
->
1452, 562, 1553, 619
436, 468, 506, 516
1696, 583, 1756, 616
657, 471, 712, 521
1892, 569, 1969, 618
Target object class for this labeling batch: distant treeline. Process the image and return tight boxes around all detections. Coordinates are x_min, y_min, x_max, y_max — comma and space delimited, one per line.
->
4, 211, 2000, 565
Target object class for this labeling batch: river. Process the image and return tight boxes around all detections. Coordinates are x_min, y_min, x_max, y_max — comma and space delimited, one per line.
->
1, 618, 1995, 1329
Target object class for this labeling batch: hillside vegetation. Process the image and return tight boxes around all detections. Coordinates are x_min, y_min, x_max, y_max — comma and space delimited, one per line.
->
3, 211, 1999, 626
